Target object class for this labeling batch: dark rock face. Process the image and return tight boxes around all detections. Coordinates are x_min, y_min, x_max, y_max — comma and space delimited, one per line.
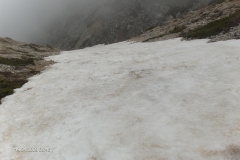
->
47, 0, 213, 50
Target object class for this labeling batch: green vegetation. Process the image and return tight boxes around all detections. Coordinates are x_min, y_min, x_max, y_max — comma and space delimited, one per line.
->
183, 10, 240, 39
0, 79, 27, 100
0, 57, 34, 66
169, 25, 186, 34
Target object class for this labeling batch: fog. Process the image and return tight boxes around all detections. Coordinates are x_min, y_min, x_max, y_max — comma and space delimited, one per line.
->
0, 0, 101, 44
0, 0, 213, 45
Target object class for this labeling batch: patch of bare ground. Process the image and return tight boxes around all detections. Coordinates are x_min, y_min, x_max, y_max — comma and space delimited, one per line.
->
0, 37, 60, 104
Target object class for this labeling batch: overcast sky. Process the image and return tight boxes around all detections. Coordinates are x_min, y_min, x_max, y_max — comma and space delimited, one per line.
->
0, 0, 100, 44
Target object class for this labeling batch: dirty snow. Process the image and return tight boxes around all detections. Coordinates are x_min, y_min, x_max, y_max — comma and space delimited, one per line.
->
0, 38, 240, 160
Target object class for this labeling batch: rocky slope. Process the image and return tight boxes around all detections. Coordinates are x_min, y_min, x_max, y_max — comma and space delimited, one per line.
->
131, 0, 240, 42
0, 37, 59, 103
47, 0, 214, 50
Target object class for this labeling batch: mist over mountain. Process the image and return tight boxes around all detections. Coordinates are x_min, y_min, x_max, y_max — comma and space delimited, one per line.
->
0, 0, 214, 50
46, 0, 214, 50
0, 0, 102, 44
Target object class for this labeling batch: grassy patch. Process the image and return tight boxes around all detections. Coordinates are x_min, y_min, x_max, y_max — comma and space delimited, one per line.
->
0, 79, 27, 100
7, 47, 28, 53
183, 10, 240, 39
169, 25, 186, 34
0, 57, 34, 66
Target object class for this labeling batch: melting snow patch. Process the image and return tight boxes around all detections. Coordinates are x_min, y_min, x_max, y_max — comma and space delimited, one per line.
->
0, 38, 240, 160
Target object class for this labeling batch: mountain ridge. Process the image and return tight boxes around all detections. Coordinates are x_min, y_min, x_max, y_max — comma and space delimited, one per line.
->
130, 0, 240, 43
47, 0, 215, 50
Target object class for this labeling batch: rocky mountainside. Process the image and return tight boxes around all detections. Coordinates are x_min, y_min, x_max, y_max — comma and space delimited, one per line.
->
47, 0, 214, 50
0, 37, 59, 103
131, 0, 240, 42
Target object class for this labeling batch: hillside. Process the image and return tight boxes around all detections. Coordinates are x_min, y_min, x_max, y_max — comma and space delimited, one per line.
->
46, 0, 214, 50
0, 37, 59, 104
131, 0, 240, 42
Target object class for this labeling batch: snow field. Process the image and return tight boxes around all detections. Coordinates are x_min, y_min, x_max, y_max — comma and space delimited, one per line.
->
0, 38, 240, 159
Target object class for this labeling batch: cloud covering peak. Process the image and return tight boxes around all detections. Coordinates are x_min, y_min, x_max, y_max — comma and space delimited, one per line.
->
0, 0, 99, 43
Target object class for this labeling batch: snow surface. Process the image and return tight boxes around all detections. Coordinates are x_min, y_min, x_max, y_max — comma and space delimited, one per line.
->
0, 38, 240, 160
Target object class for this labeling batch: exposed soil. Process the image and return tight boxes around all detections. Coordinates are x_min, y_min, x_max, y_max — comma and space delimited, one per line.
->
0, 37, 60, 104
